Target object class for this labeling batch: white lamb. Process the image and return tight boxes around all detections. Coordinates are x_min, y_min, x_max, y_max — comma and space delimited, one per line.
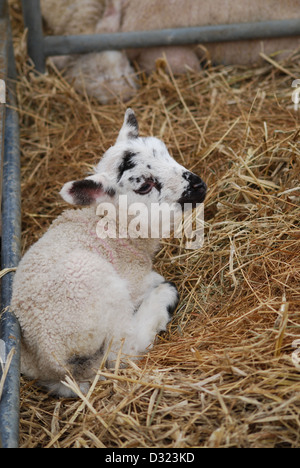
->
11, 109, 207, 397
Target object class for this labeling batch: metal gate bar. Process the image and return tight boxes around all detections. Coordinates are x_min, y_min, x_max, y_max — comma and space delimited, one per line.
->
44, 19, 300, 55
0, 0, 21, 449
22, 0, 300, 74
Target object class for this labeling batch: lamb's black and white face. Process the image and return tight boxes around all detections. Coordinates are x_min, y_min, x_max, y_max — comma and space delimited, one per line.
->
60, 109, 207, 210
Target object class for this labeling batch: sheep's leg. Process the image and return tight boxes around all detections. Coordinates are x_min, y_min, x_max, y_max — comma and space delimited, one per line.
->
124, 278, 179, 356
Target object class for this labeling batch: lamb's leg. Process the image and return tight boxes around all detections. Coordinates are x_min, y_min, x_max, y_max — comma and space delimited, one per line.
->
124, 278, 179, 356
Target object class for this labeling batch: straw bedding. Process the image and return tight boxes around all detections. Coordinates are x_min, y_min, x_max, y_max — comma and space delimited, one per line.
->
6, 1, 300, 448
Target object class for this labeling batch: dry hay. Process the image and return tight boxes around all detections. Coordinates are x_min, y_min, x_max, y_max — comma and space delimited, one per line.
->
7, 1, 300, 448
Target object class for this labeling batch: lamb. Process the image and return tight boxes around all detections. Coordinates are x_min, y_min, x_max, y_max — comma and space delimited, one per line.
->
11, 109, 207, 397
40, 0, 300, 103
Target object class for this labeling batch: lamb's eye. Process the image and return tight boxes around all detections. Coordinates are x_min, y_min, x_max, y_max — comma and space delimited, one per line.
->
134, 180, 155, 195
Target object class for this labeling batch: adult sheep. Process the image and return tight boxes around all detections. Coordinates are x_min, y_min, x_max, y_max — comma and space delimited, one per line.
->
40, 0, 300, 101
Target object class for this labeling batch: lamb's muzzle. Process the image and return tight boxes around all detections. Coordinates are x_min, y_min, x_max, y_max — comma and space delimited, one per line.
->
177, 172, 207, 207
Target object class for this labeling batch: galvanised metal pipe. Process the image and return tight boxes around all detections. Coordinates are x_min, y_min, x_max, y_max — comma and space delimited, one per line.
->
0, 97, 21, 449
43, 18, 300, 56
21, 0, 45, 73
0, 7, 21, 449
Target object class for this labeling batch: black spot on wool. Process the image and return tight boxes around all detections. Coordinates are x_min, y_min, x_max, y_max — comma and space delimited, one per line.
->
68, 343, 106, 378
117, 151, 137, 181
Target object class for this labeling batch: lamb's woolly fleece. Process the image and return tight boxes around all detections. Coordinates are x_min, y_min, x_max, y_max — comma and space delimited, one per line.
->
11, 206, 160, 384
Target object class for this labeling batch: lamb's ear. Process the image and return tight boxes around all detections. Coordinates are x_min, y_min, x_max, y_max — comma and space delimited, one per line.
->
60, 174, 115, 206
116, 108, 139, 143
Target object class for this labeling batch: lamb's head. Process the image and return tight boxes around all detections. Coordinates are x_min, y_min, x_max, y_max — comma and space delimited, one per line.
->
61, 109, 207, 214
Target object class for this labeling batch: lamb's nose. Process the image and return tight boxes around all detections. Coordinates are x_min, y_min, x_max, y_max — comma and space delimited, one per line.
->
193, 180, 207, 191
178, 172, 207, 206
188, 174, 207, 192
193, 180, 207, 204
